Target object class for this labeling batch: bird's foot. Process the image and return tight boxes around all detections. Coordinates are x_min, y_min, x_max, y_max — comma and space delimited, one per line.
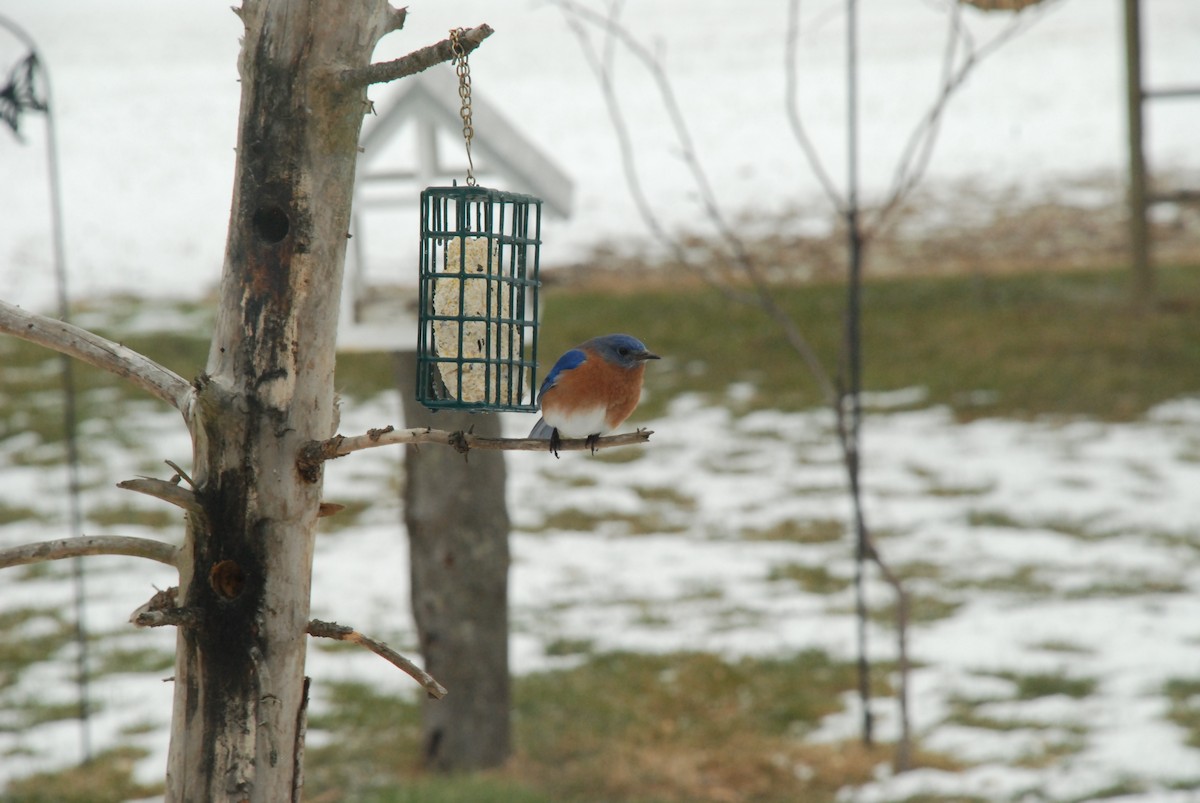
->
585, 433, 600, 455
549, 428, 562, 459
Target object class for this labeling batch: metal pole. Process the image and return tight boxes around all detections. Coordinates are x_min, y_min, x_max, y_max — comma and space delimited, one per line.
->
47, 97, 93, 768
1122, 0, 1152, 305
0, 13, 92, 762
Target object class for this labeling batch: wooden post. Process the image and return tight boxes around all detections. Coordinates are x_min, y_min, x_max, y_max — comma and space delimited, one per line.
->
397, 352, 513, 771
1122, 0, 1152, 305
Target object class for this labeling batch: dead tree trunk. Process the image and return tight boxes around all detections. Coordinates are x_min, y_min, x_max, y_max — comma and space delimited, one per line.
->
163, 4, 490, 800
165, 4, 393, 799
397, 352, 512, 771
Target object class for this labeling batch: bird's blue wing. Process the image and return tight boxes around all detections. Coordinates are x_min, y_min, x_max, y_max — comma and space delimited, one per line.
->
537, 348, 587, 401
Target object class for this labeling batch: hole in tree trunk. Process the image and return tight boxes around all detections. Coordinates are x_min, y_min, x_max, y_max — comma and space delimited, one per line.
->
252, 204, 290, 243
210, 559, 247, 599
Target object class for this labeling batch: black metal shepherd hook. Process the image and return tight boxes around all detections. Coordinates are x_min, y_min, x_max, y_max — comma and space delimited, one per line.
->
0, 12, 92, 765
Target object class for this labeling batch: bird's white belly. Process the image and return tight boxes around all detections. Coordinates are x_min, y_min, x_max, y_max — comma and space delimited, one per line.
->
543, 405, 609, 438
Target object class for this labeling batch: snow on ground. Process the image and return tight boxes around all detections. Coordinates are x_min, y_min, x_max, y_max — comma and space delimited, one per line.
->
2, 0, 1200, 798
1, 0, 1199, 310
3, 382, 1200, 799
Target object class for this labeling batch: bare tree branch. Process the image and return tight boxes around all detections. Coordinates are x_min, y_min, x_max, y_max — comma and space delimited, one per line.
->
0, 535, 179, 570
117, 477, 202, 514
340, 24, 494, 87
785, 0, 846, 212
555, 0, 839, 405
299, 425, 653, 475
129, 586, 197, 629
0, 299, 194, 413
867, 2, 1055, 234
307, 619, 447, 699
864, 530, 912, 771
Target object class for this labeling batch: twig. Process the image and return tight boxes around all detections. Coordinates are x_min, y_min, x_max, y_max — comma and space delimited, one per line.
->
784, 0, 846, 212
868, 4, 1053, 235
117, 477, 202, 513
0, 298, 194, 413
164, 459, 195, 488
307, 619, 447, 699
0, 535, 179, 570
299, 425, 653, 471
340, 24, 493, 87
128, 586, 202, 629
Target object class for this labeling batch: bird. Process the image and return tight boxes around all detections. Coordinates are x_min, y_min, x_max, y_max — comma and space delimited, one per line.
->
529, 333, 660, 455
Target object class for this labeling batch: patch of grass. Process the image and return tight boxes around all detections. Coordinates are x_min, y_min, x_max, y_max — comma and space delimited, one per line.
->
303, 651, 933, 803
743, 518, 844, 544
86, 504, 182, 531
633, 485, 696, 509
513, 650, 902, 802
1164, 677, 1200, 748
945, 696, 1089, 734
943, 668, 1098, 762
768, 562, 851, 594
592, 447, 647, 464
950, 564, 1055, 596
364, 776, 556, 803
0, 698, 93, 731
1027, 639, 1095, 656
1065, 574, 1188, 598
335, 351, 404, 400
629, 601, 671, 628
895, 560, 945, 581
1012, 730, 1090, 769
992, 670, 1099, 701
540, 264, 1200, 421
1037, 515, 1119, 541
534, 507, 687, 535
905, 463, 994, 497
1077, 777, 1152, 801
91, 645, 175, 676
0, 607, 77, 692
889, 797, 990, 803
0, 746, 162, 803
864, 593, 963, 626
966, 509, 1023, 529
303, 681, 424, 799
543, 637, 595, 657
966, 510, 1117, 541
0, 503, 46, 526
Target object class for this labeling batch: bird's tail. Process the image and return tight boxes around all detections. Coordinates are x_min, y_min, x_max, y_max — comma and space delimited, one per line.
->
528, 417, 555, 439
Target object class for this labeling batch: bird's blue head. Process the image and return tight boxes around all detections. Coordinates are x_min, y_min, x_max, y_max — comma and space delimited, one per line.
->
585, 334, 660, 369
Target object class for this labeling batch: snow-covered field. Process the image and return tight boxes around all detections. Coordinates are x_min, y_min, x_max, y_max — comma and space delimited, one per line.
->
2, 377, 1200, 800
2, 0, 1200, 800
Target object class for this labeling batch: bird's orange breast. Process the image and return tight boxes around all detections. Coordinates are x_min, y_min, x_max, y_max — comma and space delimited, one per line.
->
542, 357, 646, 432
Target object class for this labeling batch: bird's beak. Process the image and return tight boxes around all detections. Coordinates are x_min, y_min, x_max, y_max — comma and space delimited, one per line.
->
637, 350, 661, 361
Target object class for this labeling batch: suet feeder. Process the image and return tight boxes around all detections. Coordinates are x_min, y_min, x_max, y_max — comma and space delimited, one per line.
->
414, 28, 544, 413
416, 185, 542, 411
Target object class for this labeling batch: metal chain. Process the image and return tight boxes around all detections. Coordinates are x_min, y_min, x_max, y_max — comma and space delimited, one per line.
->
449, 28, 477, 186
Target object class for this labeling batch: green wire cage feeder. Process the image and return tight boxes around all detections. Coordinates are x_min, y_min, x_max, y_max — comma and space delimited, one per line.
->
416, 185, 542, 412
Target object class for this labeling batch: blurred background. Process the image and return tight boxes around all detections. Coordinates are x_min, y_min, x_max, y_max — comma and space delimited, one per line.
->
1, 1, 1199, 801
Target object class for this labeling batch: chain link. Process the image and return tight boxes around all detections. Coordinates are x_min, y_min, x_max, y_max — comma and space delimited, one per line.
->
449, 28, 477, 186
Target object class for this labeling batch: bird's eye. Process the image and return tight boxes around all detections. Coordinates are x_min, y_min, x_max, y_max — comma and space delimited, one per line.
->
618, 347, 630, 356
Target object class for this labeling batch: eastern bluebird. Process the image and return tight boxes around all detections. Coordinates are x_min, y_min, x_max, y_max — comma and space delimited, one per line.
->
529, 333, 660, 454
